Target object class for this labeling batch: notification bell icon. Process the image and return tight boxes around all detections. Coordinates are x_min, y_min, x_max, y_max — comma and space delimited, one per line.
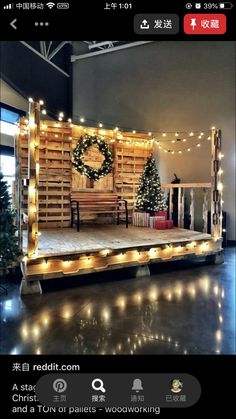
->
132, 378, 143, 392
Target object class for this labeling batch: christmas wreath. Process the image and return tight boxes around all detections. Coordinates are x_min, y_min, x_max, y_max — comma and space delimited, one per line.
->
72, 135, 113, 181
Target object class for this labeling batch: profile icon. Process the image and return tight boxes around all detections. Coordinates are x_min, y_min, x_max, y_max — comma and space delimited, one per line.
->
171, 379, 183, 393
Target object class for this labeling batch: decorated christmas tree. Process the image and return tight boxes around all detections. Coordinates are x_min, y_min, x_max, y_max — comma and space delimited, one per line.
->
0, 172, 20, 273
135, 155, 167, 214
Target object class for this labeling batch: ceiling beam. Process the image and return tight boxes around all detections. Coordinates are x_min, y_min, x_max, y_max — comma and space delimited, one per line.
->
71, 41, 153, 62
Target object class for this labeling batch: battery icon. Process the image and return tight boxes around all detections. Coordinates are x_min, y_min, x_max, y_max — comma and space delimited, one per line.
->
219, 2, 233, 9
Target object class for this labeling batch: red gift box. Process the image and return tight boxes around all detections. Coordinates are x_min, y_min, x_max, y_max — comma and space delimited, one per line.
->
154, 211, 167, 220
155, 220, 168, 230
165, 220, 174, 229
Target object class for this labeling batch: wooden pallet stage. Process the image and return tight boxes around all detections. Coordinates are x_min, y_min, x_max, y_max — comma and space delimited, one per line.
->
21, 225, 223, 288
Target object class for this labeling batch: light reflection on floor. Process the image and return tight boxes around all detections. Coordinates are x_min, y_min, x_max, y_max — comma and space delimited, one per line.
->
1, 248, 235, 356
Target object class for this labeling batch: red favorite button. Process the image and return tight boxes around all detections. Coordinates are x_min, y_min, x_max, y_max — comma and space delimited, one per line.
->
184, 14, 226, 35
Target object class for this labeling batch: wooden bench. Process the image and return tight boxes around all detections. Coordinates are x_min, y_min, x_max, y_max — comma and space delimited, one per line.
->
71, 192, 128, 231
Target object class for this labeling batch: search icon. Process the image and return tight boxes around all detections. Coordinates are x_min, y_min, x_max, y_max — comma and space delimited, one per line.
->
91, 378, 106, 393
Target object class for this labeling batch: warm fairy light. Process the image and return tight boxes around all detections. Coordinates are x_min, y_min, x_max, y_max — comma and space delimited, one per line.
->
117, 296, 126, 309
164, 150, 167, 153
175, 285, 183, 298
132, 130, 136, 134
218, 182, 223, 191
171, 151, 175, 155
183, 138, 187, 142
197, 143, 201, 147
42, 109, 47, 115
189, 132, 194, 136
162, 133, 166, 137
198, 135, 201, 139
99, 122, 103, 128
21, 325, 28, 339
58, 117, 63, 121
175, 132, 178, 136
189, 285, 196, 298
167, 292, 172, 301
200, 242, 209, 252
63, 310, 72, 319
32, 325, 40, 338
148, 132, 152, 136
28, 97, 33, 103
102, 308, 110, 321
43, 316, 49, 326
200, 131, 204, 136
149, 248, 158, 257
100, 248, 111, 257
149, 287, 158, 302
212, 126, 215, 130
55, 134, 58, 138
175, 246, 182, 253
68, 118, 72, 123
62, 260, 71, 267
171, 140, 175, 143
117, 252, 125, 260
80, 117, 85, 123
42, 260, 49, 269
135, 293, 142, 304
36, 348, 41, 355
208, 136, 211, 140
216, 330, 222, 342
187, 148, 191, 152
59, 112, 64, 118
178, 151, 182, 154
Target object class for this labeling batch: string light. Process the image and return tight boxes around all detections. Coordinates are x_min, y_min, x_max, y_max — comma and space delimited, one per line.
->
28, 97, 33, 103
39, 100, 44, 105
99, 122, 103, 128
42, 109, 47, 115
80, 117, 85, 123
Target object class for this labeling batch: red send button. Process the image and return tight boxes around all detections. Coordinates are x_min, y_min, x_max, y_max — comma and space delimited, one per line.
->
184, 14, 226, 35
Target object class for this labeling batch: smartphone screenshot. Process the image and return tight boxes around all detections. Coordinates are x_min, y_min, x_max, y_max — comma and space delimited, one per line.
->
0, 0, 235, 417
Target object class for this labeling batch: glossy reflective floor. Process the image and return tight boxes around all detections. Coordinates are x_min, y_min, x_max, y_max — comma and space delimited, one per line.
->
1, 247, 235, 355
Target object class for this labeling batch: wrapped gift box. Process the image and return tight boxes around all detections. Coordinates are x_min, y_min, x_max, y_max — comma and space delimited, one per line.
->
154, 211, 168, 220
165, 220, 174, 229
149, 216, 166, 228
155, 219, 174, 230
132, 211, 150, 227
155, 220, 168, 230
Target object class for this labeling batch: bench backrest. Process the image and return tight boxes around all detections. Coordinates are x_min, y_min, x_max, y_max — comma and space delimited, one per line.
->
71, 192, 118, 204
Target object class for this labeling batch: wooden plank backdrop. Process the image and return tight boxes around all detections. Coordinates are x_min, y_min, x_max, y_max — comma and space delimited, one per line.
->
18, 120, 153, 229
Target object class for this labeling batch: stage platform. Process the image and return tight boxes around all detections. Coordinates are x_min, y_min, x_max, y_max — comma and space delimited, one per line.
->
21, 225, 223, 294
23, 225, 212, 257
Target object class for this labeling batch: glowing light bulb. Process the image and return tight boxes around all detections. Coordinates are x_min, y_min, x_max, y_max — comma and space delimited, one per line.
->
162, 132, 166, 137
189, 132, 194, 136
171, 140, 175, 143
187, 148, 191, 152
80, 117, 85, 123
39, 100, 44, 105
68, 118, 72, 123
197, 143, 201, 147
218, 182, 223, 191
99, 122, 103, 128
132, 130, 136, 134
175, 132, 178, 136
148, 132, 152, 136
178, 151, 182, 154
28, 97, 33, 103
